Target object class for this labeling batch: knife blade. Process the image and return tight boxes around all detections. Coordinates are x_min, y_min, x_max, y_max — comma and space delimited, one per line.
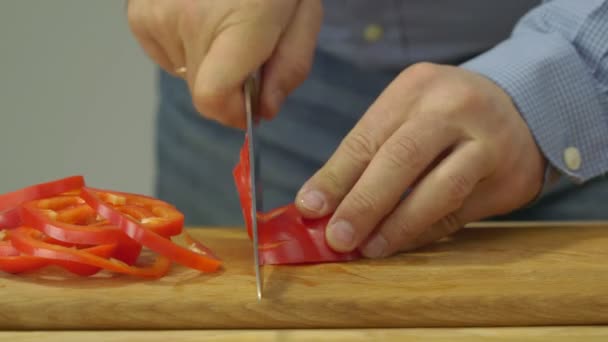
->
244, 71, 263, 301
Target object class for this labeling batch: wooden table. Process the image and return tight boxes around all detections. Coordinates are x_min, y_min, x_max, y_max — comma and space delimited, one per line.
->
3, 326, 608, 341
1, 221, 608, 340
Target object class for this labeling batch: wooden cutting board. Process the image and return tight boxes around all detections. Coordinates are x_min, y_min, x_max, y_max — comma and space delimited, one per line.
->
1, 221, 608, 330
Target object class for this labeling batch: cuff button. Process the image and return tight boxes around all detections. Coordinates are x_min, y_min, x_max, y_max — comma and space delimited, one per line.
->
563, 146, 582, 171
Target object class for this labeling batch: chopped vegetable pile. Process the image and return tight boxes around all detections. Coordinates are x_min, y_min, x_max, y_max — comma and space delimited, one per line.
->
0, 136, 360, 278
0, 175, 221, 277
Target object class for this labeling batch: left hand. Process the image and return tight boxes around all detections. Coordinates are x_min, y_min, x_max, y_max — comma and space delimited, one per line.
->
295, 62, 546, 257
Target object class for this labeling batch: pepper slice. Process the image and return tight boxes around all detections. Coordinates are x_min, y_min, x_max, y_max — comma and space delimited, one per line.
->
80, 187, 221, 273
20, 195, 141, 265
183, 231, 221, 261
8, 227, 170, 278
232, 135, 254, 239
0, 238, 117, 275
233, 135, 361, 265
0, 240, 46, 273
85, 188, 184, 238
0, 176, 85, 228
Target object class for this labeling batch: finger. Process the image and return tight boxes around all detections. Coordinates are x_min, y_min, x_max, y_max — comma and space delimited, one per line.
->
155, 21, 186, 76
128, 26, 176, 76
384, 128, 539, 253
182, 33, 212, 111
127, 1, 183, 78
325, 119, 461, 252
259, 0, 322, 120
360, 141, 491, 258
176, 5, 214, 106
398, 212, 464, 252
193, 1, 298, 128
398, 179, 504, 252
145, 1, 186, 74
295, 75, 426, 218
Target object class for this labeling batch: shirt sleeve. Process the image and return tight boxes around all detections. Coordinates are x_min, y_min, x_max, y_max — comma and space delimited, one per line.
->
460, 0, 608, 198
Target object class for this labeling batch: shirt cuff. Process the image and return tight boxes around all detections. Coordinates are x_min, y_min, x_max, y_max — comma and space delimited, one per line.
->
460, 30, 608, 199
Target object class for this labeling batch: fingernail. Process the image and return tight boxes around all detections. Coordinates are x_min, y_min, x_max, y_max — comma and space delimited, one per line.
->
327, 220, 354, 250
361, 235, 388, 258
299, 190, 326, 213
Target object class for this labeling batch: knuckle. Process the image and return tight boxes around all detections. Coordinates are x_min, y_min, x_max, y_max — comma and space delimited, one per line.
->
446, 173, 471, 206
392, 217, 419, 243
272, 58, 312, 97
382, 135, 422, 170
403, 62, 442, 82
437, 80, 490, 116
347, 190, 380, 216
342, 131, 377, 166
126, 3, 146, 33
318, 167, 347, 197
287, 59, 312, 86
436, 213, 462, 236
456, 83, 486, 110
148, 1, 175, 29
192, 84, 227, 117
153, 11, 167, 28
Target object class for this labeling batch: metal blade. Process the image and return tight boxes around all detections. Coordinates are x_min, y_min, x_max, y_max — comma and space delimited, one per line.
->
244, 71, 263, 301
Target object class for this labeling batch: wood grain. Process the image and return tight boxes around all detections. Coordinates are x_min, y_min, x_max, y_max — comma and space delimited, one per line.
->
3, 327, 608, 342
1, 222, 607, 329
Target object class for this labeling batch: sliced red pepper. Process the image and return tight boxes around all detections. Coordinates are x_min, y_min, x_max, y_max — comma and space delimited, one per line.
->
0, 175, 85, 228
233, 136, 254, 239
0, 239, 50, 274
257, 205, 360, 265
85, 188, 184, 238
183, 231, 221, 261
8, 227, 170, 278
0, 241, 18, 256
80, 187, 221, 273
20, 195, 142, 265
0, 238, 116, 275
233, 135, 361, 265
0, 208, 20, 229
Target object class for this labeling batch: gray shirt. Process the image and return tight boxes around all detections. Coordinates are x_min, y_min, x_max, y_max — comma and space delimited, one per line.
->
318, 0, 541, 68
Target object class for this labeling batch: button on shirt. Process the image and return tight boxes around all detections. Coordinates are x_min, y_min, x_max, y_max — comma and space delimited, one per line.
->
363, 24, 383, 43
318, 0, 541, 68
317, 0, 608, 197
564, 147, 582, 171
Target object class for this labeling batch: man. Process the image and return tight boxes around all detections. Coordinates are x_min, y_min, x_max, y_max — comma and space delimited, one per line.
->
127, 1, 608, 258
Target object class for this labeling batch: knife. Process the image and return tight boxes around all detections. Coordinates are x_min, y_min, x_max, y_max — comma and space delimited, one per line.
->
244, 70, 263, 301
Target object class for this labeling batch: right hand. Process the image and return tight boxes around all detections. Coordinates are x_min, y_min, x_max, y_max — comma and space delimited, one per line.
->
127, 0, 323, 128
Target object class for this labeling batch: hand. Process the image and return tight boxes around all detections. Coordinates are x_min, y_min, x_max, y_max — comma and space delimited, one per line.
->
127, 0, 322, 128
295, 63, 546, 257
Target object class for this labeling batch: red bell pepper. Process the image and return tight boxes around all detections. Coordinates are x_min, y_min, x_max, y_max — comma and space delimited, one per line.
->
85, 187, 184, 238
0, 175, 223, 278
0, 175, 85, 228
0, 237, 117, 275
9, 227, 170, 278
80, 187, 222, 273
20, 195, 142, 265
233, 135, 361, 265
